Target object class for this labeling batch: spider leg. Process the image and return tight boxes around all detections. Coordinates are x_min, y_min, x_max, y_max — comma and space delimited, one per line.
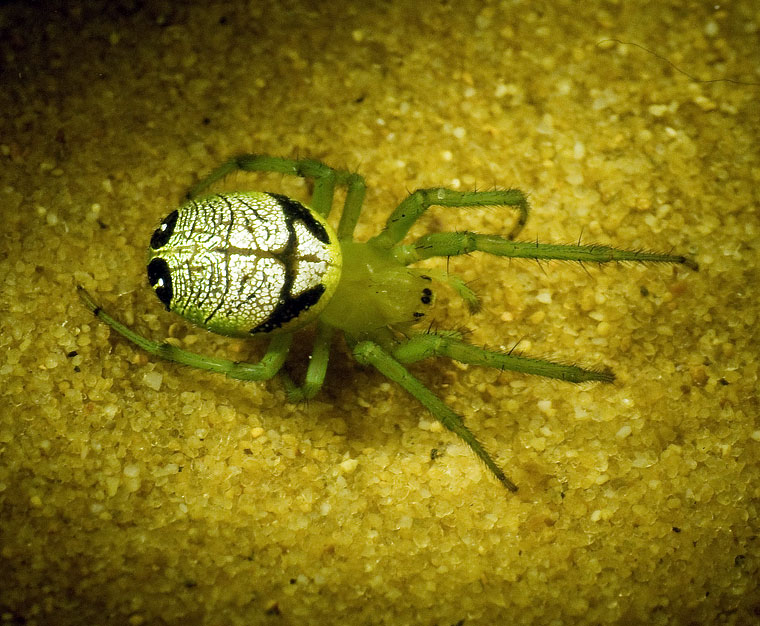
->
393, 231, 698, 269
77, 287, 291, 381
392, 332, 614, 383
369, 187, 529, 249
185, 154, 366, 236
352, 339, 518, 492
279, 322, 334, 401
335, 172, 367, 241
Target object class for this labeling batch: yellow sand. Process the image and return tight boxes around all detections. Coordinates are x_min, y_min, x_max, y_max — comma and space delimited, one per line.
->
1, 1, 758, 624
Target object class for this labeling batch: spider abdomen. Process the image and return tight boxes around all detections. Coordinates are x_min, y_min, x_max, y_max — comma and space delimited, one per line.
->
147, 192, 342, 337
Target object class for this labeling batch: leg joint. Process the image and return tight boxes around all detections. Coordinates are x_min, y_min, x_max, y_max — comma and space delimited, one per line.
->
352, 340, 378, 365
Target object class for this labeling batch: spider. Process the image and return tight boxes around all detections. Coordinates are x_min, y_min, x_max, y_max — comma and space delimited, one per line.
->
78, 155, 697, 492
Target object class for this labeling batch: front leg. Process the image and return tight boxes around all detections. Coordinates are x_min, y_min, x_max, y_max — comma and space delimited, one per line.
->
393, 231, 698, 269
369, 187, 529, 249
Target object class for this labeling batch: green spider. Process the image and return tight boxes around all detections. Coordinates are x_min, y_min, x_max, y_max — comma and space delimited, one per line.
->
78, 155, 697, 491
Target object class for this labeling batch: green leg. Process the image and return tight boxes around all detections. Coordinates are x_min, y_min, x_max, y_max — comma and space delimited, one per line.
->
186, 155, 337, 215
78, 287, 291, 381
392, 332, 614, 383
279, 322, 335, 401
335, 172, 367, 241
185, 154, 366, 234
393, 231, 699, 269
368, 188, 529, 249
352, 340, 518, 492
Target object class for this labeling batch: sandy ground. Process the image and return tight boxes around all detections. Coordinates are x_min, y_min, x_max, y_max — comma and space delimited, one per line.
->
1, 1, 758, 624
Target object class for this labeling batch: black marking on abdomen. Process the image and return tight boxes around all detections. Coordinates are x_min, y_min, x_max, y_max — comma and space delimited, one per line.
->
147, 257, 173, 311
150, 210, 178, 250
268, 193, 331, 244
249, 284, 326, 334
244, 194, 330, 334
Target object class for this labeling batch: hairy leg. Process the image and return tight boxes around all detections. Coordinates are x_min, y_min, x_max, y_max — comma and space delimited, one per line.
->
393, 231, 698, 269
392, 332, 614, 383
370, 188, 529, 249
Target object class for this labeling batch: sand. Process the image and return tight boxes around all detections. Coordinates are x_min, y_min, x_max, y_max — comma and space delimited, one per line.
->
1, 1, 758, 624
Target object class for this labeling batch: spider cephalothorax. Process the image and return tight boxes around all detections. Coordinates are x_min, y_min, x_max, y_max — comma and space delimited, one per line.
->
79, 154, 696, 491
